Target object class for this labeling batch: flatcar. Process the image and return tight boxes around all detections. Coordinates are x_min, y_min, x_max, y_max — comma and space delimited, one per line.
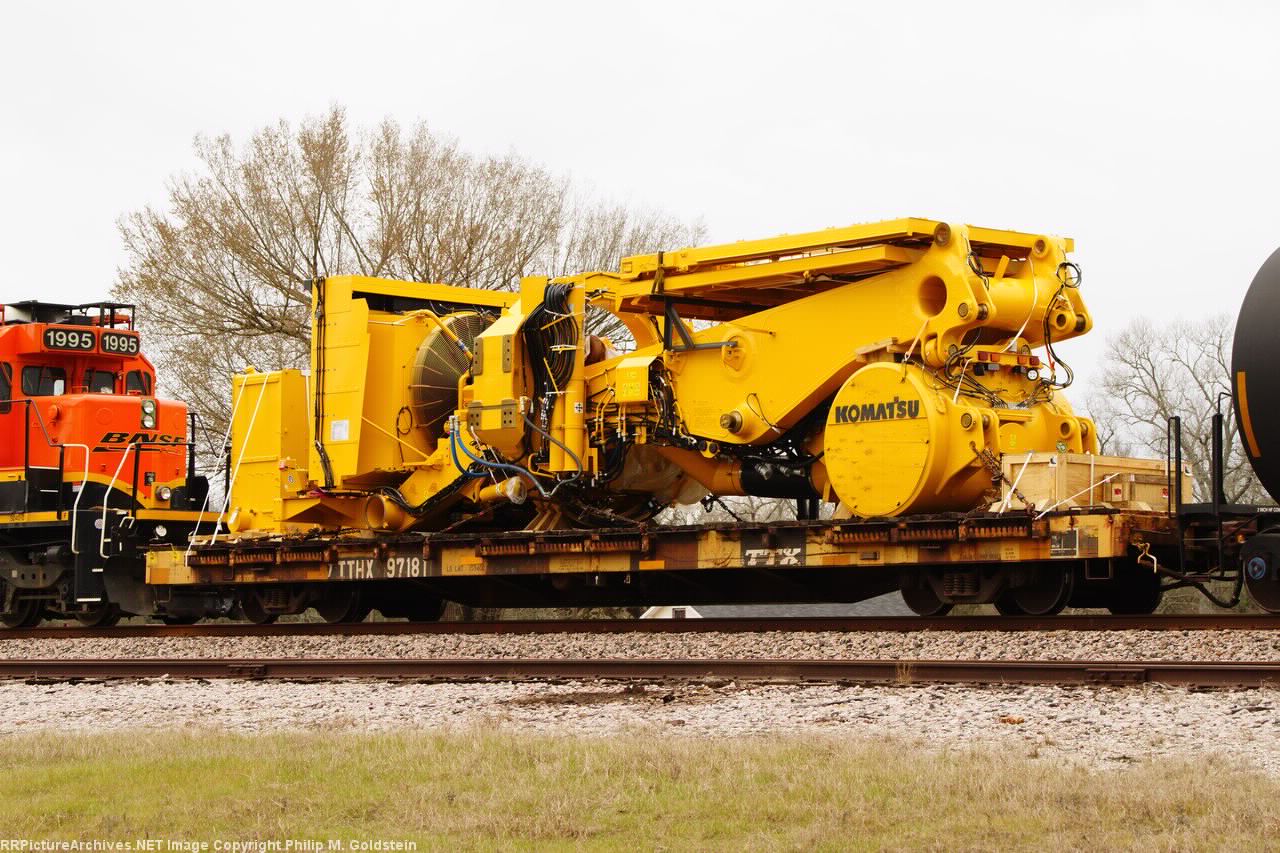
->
140, 220, 1280, 620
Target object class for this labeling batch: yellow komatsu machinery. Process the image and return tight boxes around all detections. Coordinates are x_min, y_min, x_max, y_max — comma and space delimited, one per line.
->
225, 218, 1097, 537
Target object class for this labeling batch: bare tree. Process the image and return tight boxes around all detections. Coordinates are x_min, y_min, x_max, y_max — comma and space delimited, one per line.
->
659, 495, 832, 525
554, 198, 705, 349
548, 197, 704, 279
1087, 315, 1267, 504
115, 106, 701, 443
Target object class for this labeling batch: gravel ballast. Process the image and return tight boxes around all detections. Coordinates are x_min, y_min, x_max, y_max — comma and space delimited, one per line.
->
2, 678, 1279, 775
1, 629, 1277, 661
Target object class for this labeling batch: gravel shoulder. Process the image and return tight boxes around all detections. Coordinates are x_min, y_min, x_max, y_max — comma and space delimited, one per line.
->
3, 678, 1278, 775
1, 629, 1278, 661
7, 629, 1276, 776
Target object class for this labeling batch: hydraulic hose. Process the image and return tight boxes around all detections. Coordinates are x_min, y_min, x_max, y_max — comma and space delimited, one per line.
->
449, 419, 551, 498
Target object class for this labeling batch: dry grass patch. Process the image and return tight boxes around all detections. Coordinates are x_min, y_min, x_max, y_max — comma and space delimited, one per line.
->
0, 729, 1276, 850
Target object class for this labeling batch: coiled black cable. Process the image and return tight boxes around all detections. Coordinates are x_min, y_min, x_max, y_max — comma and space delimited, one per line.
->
523, 283, 578, 408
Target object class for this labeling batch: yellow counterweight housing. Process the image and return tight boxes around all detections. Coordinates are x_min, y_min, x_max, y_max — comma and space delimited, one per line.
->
823, 362, 1090, 517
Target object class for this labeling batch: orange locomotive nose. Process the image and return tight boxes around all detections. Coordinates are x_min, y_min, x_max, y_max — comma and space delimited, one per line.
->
0, 300, 189, 504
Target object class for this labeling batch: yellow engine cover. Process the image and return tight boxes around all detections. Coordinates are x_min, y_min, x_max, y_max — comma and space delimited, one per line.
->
824, 363, 995, 517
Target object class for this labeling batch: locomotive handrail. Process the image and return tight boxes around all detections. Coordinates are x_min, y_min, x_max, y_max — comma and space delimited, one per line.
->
64, 443, 90, 554
8, 403, 93, 545
100, 441, 136, 558
13, 399, 66, 513
98, 438, 199, 559
127, 439, 196, 508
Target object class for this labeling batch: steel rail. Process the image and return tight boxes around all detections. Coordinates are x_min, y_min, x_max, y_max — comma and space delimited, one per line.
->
3, 657, 1280, 687
1, 614, 1277, 642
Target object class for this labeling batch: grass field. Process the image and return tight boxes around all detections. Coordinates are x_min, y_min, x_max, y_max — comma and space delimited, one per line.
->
1, 729, 1276, 850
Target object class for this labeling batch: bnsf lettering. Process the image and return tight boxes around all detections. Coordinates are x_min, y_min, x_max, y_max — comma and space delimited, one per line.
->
98, 432, 181, 445
94, 432, 183, 452
832, 397, 921, 424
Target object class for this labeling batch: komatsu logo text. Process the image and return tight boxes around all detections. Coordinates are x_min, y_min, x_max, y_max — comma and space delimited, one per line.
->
832, 397, 921, 424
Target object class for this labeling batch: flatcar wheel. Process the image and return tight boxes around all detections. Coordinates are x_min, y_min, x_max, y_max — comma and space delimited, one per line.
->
75, 604, 122, 628
900, 579, 952, 617
1011, 569, 1074, 617
1106, 574, 1163, 615
314, 587, 368, 624
238, 593, 278, 625
1245, 554, 1280, 614
1, 597, 43, 629
992, 592, 1026, 616
403, 598, 446, 622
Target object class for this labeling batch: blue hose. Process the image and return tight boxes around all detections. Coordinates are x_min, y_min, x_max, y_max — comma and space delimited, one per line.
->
448, 428, 485, 480
449, 424, 550, 498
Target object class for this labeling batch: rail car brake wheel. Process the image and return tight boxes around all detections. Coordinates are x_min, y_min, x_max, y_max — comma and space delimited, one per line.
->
1010, 568, 1073, 616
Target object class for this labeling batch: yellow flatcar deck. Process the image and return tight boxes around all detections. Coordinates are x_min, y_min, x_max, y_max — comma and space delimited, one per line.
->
148, 508, 1167, 587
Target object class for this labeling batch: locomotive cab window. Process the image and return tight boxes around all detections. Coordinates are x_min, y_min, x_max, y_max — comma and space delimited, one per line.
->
0, 363, 10, 414
125, 370, 151, 395
84, 370, 116, 394
21, 366, 66, 396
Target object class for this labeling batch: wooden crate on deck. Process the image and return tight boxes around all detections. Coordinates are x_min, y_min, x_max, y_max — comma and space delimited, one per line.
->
995, 452, 1192, 513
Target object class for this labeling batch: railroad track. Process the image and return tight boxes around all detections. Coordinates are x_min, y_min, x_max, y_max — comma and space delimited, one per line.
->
1, 614, 1276, 641
3, 656, 1279, 687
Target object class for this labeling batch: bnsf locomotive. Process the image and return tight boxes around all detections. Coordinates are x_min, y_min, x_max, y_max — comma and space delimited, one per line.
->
0, 301, 210, 627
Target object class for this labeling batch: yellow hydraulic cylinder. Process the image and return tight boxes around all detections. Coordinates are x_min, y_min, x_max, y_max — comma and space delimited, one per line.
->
552, 284, 588, 473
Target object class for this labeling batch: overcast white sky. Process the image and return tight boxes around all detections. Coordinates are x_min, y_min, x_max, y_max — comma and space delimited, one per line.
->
3, 0, 1279, 395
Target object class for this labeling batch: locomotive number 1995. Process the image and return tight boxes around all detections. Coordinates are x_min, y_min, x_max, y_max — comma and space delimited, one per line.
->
42, 327, 95, 351
101, 330, 141, 355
